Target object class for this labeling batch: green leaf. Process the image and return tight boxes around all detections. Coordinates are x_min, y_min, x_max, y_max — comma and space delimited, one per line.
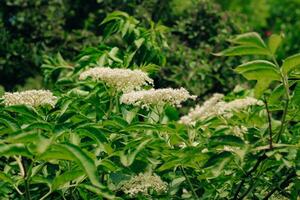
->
165, 105, 180, 121
23, 122, 53, 132
0, 144, 32, 158
235, 60, 281, 97
269, 84, 285, 105
214, 46, 270, 57
282, 53, 300, 74
76, 126, 108, 145
228, 32, 267, 48
134, 38, 145, 48
108, 47, 123, 63
120, 139, 151, 167
209, 135, 245, 147
39, 150, 74, 161
268, 34, 282, 54
6, 132, 40, 143
0, 114, 20, 132
4, 105, 41, 120
0, 172, 14, 184
157, 158, 181, 172
52, 143, 103, 188
204, 151, 232, 168
52, 170, 85, 191
169, 177, 186, 195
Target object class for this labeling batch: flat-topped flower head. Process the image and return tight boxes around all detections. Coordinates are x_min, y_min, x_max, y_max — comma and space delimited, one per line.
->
180, 94, 263, 125
121, 173, 168, 197
222, 97, 264, 112
120, 87, 196, 108
179, 93, 224, 125
2, 90, 57, 108
79, 67, 153, 92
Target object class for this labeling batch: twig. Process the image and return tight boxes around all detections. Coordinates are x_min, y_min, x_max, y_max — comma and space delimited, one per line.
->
233, 154, 267, 199
262, 170, 296, 200
22, 158, 33, 200
276, 98, 289, 142
263, 97, 273, 149
180, 166, 199, 200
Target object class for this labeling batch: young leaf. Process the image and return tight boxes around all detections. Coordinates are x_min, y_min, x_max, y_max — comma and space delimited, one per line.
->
235, 60, 281, 97
282, 53, 300, 74
269, 84, 285, 105
120, 139, 151, 167
51, 170, 85, 191
228, 32, 267, 48
268, 34, 282, 54
214, 46, 270, 57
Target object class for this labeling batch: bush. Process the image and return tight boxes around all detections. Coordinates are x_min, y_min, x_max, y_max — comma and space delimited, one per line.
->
215, 0, 300, 59
157, 0, 244, 101
0, 0, 101, 90
0, 10, 300, 198
1, 0, 246, 101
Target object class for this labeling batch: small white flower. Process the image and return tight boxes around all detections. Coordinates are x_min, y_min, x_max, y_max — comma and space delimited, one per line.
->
179, 93, 224, 125
120, 87, 196, 108
232, 125, 248, 137
79, 67, 153, 92
180, 94, 263, 125
121, 173, 168, 197
2, 90, 57, 107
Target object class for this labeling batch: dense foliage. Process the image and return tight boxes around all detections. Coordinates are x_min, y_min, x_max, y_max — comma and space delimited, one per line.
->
1, 7, 300, 199
1, 0, 243, 99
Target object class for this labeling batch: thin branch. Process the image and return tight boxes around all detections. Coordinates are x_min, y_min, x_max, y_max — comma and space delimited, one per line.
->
263, 97, 273, 149
180, 166, 199, 200
276, 98, 289, 142
22, 158, 33, 200
262, 170, 296, 200
233, 154, 267, 199
238, 179, 255, 200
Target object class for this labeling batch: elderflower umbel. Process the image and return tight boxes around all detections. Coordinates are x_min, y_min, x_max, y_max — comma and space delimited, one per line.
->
121, 173, 168, 197
120, 87, 196, 108
79, 67, 153, 92
222, 97, 264, 112
179, 93, 224, 125
180, 95, 263, 125
2, 90, 57, 108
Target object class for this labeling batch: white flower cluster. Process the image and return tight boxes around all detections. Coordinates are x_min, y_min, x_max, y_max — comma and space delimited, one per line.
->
120, 87, 196, 108
232, 125, 248, 137
121, 173, 168, 197
79, 67, 153, 92
2, 90, 57, 108
222, 97, 264, 112
179, 93, 224, 125
180, 94, 263, 125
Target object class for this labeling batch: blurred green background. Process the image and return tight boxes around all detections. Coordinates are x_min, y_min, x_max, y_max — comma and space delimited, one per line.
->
1, 0, 299, 97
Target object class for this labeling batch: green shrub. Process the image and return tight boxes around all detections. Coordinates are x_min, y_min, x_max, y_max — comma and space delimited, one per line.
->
0, 0, 100, 90
215, 0, 300, 59
0, 9, 300, 198
157, 0, 243, 101
1, 0, 247, 101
